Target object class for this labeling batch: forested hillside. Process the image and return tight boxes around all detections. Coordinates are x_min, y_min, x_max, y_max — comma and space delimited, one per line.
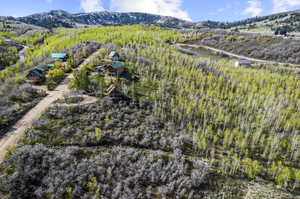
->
0, 25, 299, 199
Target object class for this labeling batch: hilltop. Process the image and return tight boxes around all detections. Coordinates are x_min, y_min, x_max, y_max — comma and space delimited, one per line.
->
2, 9, 300, 33
1, 10, 194, 29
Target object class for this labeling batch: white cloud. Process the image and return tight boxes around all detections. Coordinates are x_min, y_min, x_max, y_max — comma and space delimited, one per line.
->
80, 0, 105, 12
243, 0, 263, 17
272, 0, 300, 13
110, 0, 191, 21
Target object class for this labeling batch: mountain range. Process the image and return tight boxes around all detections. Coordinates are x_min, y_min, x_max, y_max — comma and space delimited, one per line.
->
1, 9, 300, 32
1, 10, 195, 29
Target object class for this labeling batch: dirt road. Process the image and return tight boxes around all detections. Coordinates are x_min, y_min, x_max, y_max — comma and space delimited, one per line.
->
0, 50, 100, 162
4, 38, 28, 62
19, 45, 28, 61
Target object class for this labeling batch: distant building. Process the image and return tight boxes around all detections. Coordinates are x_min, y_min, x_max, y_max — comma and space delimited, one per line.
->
109, 51, 120, 61
51, 53, 68, 61
235, 59, 252, 67
26, 67, 45, 83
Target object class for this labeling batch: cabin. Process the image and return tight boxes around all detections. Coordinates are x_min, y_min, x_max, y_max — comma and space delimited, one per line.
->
51, 53, 68, 61
94, 66, 105, 73
26, 67, 46, 83
235, 59, 252, 67
109, 51, 120, 61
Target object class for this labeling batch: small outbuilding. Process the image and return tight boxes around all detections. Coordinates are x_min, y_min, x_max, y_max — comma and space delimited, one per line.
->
235, 59, 252, 67
51, 53, 68, 61
109, 51, 120, 61
26, 67, 46, 83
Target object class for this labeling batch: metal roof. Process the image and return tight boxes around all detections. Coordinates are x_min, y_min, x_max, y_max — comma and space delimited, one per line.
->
30, 67, 44, 76
52, 53, 67, 59
112, 62, 124, 69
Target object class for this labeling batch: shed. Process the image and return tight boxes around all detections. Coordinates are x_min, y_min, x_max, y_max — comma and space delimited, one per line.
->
51, 53, 68, 61
26, 67, 45, 83
109, 51, 120, 61
235, 59, 252, 67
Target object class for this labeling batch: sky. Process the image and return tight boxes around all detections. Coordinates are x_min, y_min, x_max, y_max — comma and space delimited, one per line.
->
1, 0, 300, 22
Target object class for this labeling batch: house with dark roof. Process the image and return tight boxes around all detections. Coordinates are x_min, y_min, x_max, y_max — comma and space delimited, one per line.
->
26, 67, 46, 83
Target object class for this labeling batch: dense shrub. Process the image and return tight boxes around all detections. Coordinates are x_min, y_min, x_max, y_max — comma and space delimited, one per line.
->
69, 68, 90, 91
46, 68, 65, 90
0, 144, 210, 199
0, 39, 21, 70
0, 83, 46, 136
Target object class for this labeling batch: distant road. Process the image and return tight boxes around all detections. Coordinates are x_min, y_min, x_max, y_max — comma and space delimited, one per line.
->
4, 38, 28, 62
19, 45, 28, 61
176, 43, 300, 67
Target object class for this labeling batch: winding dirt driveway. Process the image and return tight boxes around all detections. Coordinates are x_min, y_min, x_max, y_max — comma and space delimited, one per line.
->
0, 50, 101, 162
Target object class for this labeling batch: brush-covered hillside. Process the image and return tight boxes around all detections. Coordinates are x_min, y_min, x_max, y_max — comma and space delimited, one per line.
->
223, 9, 300, 33
0, 31, 27, 70
0, 25, 299, 199
186, 29, 300, 65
